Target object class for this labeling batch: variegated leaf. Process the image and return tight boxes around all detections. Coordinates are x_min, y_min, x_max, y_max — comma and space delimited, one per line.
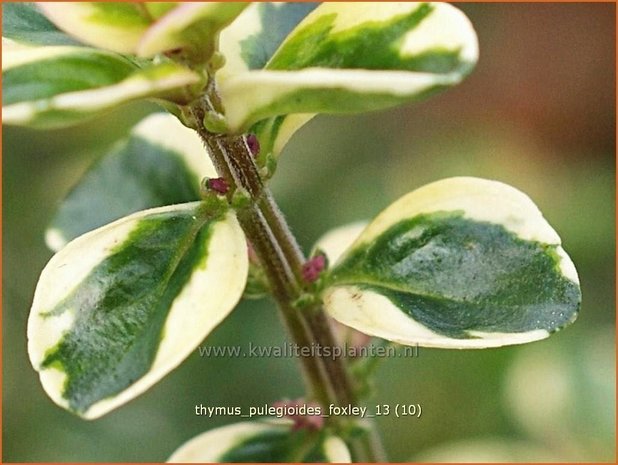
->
323, 177, 581, 349
2, 2, 83, 46
217, 2, 478, 160
2, 45, 204, 128
136, 2, 249, 60
167, 421, 351, 463
218, 3, 319, 79
46, 112, 216, 251
217, 3, 318, 161
37, 2, 248, 62
28, 202, 248, 419
37, 2, 152, 54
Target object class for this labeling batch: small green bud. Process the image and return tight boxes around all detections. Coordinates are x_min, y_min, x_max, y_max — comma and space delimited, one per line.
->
231, 187, 251, 210
258, 151, 278, 180
208, 52, 226, 71
203, 111, 229, 133
292, 293, 317, 309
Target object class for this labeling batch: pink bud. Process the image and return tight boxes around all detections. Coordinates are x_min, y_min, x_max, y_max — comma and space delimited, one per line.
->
246, 134, 260, 157
206, 177, 229, 194
302, 255, 326, 283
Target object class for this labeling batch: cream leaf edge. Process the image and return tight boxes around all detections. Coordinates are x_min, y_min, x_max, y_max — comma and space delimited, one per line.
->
29, 203, 248, 419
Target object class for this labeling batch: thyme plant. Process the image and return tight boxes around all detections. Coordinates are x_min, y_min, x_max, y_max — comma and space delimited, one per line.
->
3, 2, 581, 462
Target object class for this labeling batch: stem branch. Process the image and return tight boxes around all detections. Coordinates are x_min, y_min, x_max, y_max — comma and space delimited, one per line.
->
185, 96, 386, 462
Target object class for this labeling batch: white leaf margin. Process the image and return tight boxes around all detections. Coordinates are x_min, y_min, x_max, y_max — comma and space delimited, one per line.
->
3, 56, 203, 127
37, 2, 150, 54
136, 2, 249, 57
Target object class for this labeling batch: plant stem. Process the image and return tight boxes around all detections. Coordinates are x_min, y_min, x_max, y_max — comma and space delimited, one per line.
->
185, 96, 386, 462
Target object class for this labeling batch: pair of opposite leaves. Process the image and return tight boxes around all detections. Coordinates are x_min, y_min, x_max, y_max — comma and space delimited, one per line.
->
29, 112, 581, 422
3, 1, 478, 156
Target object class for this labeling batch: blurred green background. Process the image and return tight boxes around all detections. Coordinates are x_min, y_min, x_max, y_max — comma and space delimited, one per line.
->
3, 3, 615, 462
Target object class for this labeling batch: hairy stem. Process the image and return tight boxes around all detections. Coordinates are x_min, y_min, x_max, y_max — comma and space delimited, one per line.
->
185, 95, 386, 462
